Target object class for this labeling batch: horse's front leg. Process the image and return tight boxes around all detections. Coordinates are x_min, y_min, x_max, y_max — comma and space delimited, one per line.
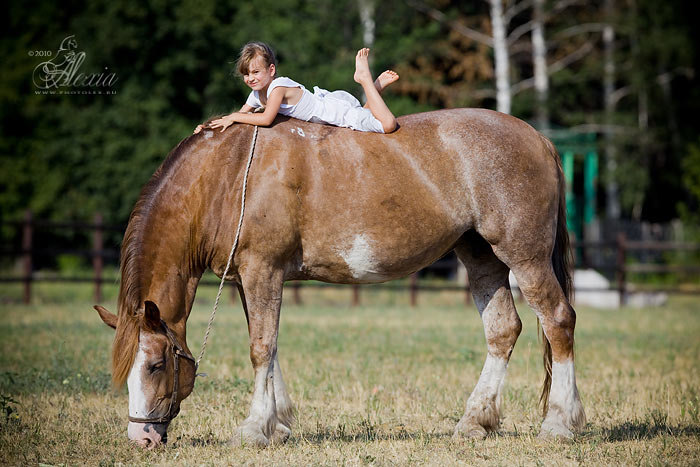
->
233, 264, 286, 448
236, 282, 295, 445
269, 352, 295, 443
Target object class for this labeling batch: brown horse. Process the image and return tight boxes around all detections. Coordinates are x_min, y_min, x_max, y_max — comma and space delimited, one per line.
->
95, 108, 586, 448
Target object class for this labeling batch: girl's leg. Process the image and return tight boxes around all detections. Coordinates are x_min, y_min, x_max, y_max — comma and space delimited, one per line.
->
364, 71, 399, 109
354, 48, 398, 133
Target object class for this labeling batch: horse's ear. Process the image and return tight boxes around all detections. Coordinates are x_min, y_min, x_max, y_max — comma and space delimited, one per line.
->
143, 300, 161, 330
94, 305, 117, 330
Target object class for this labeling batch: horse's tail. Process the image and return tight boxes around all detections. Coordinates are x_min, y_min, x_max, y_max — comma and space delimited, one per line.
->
538, 134, 574, 417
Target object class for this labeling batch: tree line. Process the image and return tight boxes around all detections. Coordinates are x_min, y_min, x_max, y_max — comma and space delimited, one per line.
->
1, 0, 698, 249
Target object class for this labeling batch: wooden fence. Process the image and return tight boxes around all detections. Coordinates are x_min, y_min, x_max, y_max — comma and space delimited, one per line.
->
2, 211, 699, 306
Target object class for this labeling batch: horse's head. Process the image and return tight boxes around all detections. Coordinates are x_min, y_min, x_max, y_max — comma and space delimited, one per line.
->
95, 301, 196, 449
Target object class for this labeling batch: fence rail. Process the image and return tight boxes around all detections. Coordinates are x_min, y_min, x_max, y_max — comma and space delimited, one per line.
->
2, 211, 699, 307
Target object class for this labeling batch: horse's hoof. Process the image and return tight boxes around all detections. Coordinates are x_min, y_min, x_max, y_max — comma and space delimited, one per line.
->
232, 423, 269, 448
452, 421, 488, 440
538, 420, 574, 441
269, 422, 292, 444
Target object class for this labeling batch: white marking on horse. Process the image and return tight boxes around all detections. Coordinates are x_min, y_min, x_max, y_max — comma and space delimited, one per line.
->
461, 353, 508, 430
549, 360, 581, 416
204, 131, 213, 139
336, 234, 384, 280
540, 358, 586, 435
296, 127, 305, 137
127, 339, 149, 418
468, 354, 507, 406
239, 359, 278, 441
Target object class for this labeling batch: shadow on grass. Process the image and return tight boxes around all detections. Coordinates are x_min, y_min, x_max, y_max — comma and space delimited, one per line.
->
172, 430, 451, 448
174, 436, 233, 448
295, 421, 454, 444
601, 420, 700, 441
171, 420, 700, 448
496, 419, 700, 442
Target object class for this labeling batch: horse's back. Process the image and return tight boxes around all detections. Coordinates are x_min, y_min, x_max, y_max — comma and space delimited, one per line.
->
264, 108, 552, 184
261, 108, 557, 226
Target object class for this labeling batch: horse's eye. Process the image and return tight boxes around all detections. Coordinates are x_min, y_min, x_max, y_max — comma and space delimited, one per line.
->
149, 361, 165, 374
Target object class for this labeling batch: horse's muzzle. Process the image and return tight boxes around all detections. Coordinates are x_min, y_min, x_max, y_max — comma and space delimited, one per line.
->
128, 421, 168, 449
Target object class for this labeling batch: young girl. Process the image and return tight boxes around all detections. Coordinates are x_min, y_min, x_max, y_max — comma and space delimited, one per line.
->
194, 42, 399, 135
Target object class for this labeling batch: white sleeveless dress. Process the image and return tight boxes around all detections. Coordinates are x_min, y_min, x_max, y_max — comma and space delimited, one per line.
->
245, 76, 385, 133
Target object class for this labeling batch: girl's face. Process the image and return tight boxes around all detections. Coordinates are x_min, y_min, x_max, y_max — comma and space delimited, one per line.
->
243, 55, 275, 92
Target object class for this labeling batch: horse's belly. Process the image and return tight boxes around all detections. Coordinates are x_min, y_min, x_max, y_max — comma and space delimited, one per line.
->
297, 227, 462, 284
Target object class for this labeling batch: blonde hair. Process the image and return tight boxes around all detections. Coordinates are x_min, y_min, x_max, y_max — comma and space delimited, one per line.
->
236, 41, 277, 76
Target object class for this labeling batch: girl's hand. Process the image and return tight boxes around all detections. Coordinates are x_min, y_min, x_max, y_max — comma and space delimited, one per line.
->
210, 114, 237, 132
193, 123, 207, 134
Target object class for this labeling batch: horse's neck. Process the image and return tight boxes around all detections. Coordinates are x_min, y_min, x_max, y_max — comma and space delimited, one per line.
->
130, 127, 254, 329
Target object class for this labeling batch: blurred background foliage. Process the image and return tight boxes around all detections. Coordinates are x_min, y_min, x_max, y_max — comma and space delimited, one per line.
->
0, 0, 698, 234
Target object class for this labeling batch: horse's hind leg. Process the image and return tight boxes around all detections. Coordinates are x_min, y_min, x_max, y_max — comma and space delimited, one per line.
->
508, 258, 586, 439
452, 233, 522, 439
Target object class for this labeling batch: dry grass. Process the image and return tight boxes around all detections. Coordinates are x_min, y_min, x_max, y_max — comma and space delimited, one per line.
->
0, 288, 698, 465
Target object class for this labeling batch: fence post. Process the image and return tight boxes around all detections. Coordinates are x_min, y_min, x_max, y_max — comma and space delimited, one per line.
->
464, 270, 471, 306
616, 232, 627, 307
352, 284, 360, 306
92, 213, 104, 304
410, 273, 418, 306
230, 283, 238, 304
293, 282, 302, 305
22, 210, 33, 305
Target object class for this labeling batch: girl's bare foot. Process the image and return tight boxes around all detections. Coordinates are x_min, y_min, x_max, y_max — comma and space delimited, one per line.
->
353, 48, 374, 85
374, 70, 399, 93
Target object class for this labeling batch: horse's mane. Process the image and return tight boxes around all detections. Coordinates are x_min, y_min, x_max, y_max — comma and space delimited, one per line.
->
111, 134, 199, 387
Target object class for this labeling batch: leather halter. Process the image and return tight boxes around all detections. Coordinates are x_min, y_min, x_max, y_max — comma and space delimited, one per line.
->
127, 319, 196, 425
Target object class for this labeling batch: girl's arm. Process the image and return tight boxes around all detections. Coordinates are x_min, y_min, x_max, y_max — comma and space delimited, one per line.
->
210, 88, 285, 131
193, 103, 258, 134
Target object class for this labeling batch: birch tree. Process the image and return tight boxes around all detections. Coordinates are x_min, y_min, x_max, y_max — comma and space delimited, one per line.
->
603, 0, 620, 220
409, 0, 600, 118
531, 0, 549, 130
358, 0, 376, 50
489, 0, 511, 113
358, 0, 376, 104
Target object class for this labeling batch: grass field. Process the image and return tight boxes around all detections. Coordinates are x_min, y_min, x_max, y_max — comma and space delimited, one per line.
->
0, 285, 699, 465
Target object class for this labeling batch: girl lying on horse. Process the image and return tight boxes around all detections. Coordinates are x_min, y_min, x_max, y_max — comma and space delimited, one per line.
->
194, 41, 399, 134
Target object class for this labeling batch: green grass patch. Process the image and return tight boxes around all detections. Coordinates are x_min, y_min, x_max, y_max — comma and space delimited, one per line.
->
0, 292, 698, 464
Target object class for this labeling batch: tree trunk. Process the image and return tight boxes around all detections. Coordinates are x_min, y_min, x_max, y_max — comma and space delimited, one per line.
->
603, 0, 620, 220
358, 0, 375, 104
631, 0, 647, 220
489, 0, 511, 114
532, 0, 549, 131
359, 0, 376, 50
